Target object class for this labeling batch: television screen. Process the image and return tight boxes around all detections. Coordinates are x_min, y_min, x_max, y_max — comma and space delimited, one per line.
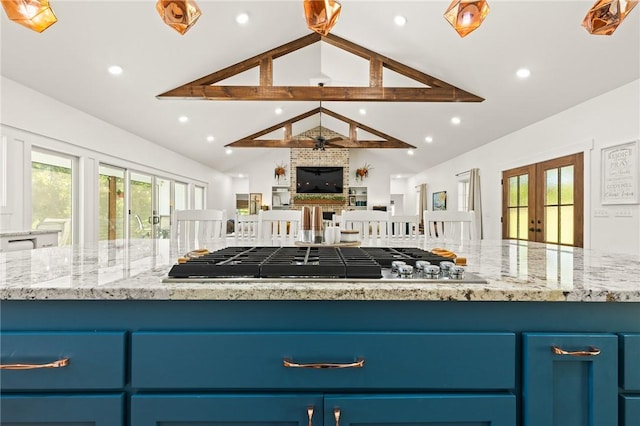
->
296, 166, 343, 194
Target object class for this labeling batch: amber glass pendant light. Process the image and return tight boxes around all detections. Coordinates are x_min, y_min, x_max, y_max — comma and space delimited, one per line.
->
443, 0, 490, 38
156, 0, 202, 35
582, 0, 638, 35
1, 0, 57, 33
304, 0, 341, 36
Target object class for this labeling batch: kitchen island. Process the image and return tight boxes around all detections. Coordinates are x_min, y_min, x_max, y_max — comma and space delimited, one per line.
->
1, 239, 639, 426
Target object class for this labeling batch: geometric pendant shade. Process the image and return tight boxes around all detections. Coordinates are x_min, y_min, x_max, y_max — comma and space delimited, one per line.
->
155, 0, 202, 35
0, 0, 57, 33
582, 0, 638, 35
303, 0, 342, 36
443, 0, 490, 38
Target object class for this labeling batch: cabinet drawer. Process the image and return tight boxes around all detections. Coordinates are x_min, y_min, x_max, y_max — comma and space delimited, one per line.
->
131, 394, 323, 426
0, 331, 126, 390
620, 333, 640, 391
0, 393, 124, 425
621, 395, 640, 426
326, 393, 516, 426
131, 331, 515, 390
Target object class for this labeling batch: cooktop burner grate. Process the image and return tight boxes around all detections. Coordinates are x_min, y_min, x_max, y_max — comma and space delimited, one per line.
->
167, 246, 454, 279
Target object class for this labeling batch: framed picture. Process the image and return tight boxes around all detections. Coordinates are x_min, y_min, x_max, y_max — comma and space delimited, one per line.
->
601, 140, 639, 205
432, 191, 447, 211
349, 195, 356, 206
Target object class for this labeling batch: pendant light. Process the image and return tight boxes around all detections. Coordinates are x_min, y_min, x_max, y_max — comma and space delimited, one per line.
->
1, 0, 57, 33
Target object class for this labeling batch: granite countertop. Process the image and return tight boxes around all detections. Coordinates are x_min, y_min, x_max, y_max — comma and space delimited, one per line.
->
0, 239, 639, 302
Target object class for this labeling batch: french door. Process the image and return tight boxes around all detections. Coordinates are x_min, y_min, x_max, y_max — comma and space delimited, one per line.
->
502, 153, 583, 247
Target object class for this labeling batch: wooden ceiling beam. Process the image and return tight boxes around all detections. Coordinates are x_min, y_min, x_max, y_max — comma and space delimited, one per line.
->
162, 86, 482, 102
229, 139, 413, 149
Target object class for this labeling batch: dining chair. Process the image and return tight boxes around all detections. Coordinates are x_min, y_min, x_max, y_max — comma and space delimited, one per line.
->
36, 218, 71, 245
423, 210, 477, 243
257, 209, 302, 245
171, 209, 227, 251
341, 210, 390, 240
234, 214, 260, 243
388, 214, 420, 241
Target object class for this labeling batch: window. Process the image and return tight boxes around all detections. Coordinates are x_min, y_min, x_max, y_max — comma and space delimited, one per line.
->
31, 149, 74, 245
457, 179, 469, 212
194, 185, 205, 209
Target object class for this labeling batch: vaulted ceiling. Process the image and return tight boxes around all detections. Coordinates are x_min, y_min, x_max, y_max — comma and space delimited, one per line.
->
1, 1, 638, 177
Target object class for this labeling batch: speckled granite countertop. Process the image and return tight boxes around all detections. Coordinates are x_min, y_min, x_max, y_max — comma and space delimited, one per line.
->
1, 239, 639, 302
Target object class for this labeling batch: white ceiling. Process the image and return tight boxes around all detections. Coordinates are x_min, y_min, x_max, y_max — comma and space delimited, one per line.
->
1, 1, 638, 177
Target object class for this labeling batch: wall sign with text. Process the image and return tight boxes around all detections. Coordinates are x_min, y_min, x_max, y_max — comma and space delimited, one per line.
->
601, 140, 639, 205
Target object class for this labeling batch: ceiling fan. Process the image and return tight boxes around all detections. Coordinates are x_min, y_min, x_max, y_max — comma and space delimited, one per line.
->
310, 83, 343, 150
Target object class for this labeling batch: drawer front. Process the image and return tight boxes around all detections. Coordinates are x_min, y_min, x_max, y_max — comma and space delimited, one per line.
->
131, 394, 323, 426
621, 333, 640, 391
132, 331, 515, 390
325, 393, 516, 426
0, 393, 124, 425
621, 395, 640, 426
0, 331, 126, 390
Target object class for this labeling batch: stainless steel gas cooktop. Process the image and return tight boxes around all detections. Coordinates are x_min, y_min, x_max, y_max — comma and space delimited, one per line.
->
165, 246, 487, 283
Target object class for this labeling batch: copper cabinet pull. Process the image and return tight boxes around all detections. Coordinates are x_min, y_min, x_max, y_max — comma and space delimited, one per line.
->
0, 357, 70, 370
307, 406, 314, 426
334, 408, 341, 426
551, 345, 601, 357
283, 358, 365, 369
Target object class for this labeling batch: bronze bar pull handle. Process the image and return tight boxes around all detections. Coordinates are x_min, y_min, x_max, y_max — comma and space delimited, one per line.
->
307, 406, 314, 426
334, 408, 341, 426
0, 358, 70, 370
551, 345, 601, 357
283, 358, 365, 369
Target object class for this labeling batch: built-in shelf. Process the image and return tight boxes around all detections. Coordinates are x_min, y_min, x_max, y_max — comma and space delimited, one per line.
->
348, 186, 367, 209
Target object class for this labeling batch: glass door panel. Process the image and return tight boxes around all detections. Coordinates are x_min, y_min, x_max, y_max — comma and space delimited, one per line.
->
130, 172, 153, 239
31, 150, 74, 245
155, 177, 171, 239
98, 164, 125, 241
503, 153, 583, 247
194, 185, 205, 209
175, 182, 188, 211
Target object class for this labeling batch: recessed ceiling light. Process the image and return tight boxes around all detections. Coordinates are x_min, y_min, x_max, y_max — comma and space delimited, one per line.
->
516, 68, 531, 79
238, 173, 244, 178
275, 107, 283, 115
425, 136, 433, 143
407, 149, 415, 155
236, 13, 249, 24
225, 148, 233, 155
178, 115, 189, 124
359, 108, 367, 115
451, 117, 461, 125
108, 65, 123, 75
394, 15, 407, 26
396, 174, 402, 179
206, 135, 215, 143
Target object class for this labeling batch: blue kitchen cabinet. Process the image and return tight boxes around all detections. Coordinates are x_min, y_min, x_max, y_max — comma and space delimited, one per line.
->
620, 333, 640, 426
523, 333, 619, 426
0, 331, 126, 425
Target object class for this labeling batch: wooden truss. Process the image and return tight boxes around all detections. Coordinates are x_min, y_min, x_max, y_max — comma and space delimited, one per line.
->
158, 32, 484, 103
226, 107, 416, 149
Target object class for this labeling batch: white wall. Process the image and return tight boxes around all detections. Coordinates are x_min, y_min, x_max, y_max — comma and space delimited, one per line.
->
0, 77, 233, 242
407, 79, 640, 255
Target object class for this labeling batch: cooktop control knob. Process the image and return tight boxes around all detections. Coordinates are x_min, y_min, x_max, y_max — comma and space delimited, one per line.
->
440, 261, 456, 273
449, 266, 465, 279
423, 265, 441, 279
397, 264, 414, 277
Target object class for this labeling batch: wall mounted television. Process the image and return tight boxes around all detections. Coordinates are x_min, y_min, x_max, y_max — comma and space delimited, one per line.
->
296, 166, 344, 194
